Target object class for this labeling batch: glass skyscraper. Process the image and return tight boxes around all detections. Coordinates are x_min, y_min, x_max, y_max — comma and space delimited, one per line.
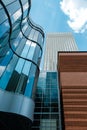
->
32, 33, 78, 130
0, 0, 44, 129
43, 33, 78, 71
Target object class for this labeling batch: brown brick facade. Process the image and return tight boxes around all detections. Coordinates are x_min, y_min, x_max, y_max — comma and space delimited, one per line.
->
58, 52, 87, 130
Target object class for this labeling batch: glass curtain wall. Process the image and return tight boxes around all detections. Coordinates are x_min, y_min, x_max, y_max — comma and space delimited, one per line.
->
0, 0, 44, 129
0, 0, 44, 98
32, 72, 62, 130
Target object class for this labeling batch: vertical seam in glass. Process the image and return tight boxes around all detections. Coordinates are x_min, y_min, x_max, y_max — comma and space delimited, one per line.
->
57, 72, 62, 130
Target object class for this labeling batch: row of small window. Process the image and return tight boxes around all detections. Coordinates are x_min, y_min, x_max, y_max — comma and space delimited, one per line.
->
32, 119, 59, 129
32, 126, 60, 130
35, 107, 59, 112
39, 72, 57, 76
36, 88, 58, 92
37, 84, 58, 91
39, 78, 58, 80
35, 99, 58, 103
32, 119, 59, 126
38, 76, 57, 80
35, 98, 58, 102
32, 126, 59, 129
36, 88, 58, 91
34, 113, 59, 119
35, 94, 58, 99
38, 80, 58, 84
35, 105, 58, 108
35, 93, 58, 97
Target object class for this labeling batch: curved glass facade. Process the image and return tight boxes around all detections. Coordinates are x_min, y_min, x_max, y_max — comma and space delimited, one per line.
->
0, 0, 44, 129
0, 0, 44, 97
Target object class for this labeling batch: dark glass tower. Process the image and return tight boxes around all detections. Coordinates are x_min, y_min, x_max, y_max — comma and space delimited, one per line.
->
0, 0, 44, 129
32, 72, 62, 130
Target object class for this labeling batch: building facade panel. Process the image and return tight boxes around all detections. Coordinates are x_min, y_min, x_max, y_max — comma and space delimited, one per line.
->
43, 33, 78, 71
58, 52, 87, 130
38, 33, 78, 130
32, 72, 62, 130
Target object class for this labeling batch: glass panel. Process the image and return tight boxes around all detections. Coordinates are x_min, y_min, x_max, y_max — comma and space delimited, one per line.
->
22, 2, 29, 19
15, 41, 30, 73
0, 8, 7, 24
24, 77, 34, 97
37, 33, 43, 48
22, 23, 31, 36
28, 29, 35, 39
33, 46, 40, 64
33, 31, 39, 41
0, 21, 10, 38
15, 73, 28, 94
32, 72, 61, 130
6, 70, 20, 92
2, 0, 16, 6
7, 1, 20, 15
0, 37, 26, 88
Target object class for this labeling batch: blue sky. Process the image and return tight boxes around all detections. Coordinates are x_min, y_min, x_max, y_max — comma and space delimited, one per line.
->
30, 0, 87, 51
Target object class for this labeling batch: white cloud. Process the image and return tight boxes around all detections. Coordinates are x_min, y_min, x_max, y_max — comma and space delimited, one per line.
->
60, 0, 87, 33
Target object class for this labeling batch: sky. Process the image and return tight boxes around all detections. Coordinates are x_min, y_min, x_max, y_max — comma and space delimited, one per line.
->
30, 0, 87, 51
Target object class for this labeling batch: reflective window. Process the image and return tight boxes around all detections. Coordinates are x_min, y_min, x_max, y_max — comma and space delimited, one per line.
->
0, 21, 10, 38
0, 8, 8, 24
32, 72, 62, 130
22, 3, 29, 19
7, 1, 21, 15
28, 29, 35, 39
38, 33, 43, 48
25, 76, 34, 97
0, 0, 44, 101
15, 41, 30, 73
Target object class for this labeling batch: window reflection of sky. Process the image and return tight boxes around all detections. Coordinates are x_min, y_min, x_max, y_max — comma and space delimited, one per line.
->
37, 72, 58, 106
0, 2, 28, 38
0, 21, 10, 38
0, 0, 44, 99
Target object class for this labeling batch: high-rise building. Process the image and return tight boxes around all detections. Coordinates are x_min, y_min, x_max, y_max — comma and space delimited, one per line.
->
58, 52, 87, 130
43, 33, 78, 71
32, 33, 78, 130
0, 0, 44, 129
0, 0, 82, 129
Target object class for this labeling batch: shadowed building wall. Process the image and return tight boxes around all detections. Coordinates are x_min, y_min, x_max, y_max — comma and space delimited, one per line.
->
58, 52, 87, 130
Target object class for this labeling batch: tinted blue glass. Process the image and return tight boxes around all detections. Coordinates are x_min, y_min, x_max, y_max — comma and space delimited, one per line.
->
0, 71, 11, 89
24, 77, 34, 97
23, 10, 28, 19
22, 61, 31, 76
33, 45, 40, 63
0, 21, 10, 38
33, 72, 60, 129
37, 33, 43, 47
7, 1, 20, 15
0, 0, 44, 97
0, 8, 7, 24
1, 50, 13, 66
